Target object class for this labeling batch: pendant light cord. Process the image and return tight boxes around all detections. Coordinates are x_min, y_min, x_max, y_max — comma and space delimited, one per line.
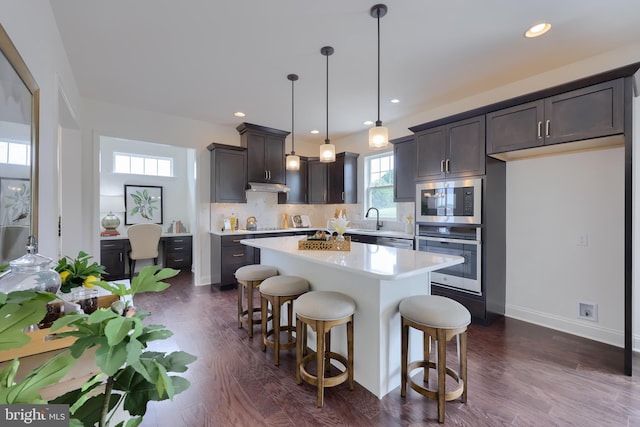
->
291, 77, 295, 154
325, 51, 330, 144
376, 7, 381, 127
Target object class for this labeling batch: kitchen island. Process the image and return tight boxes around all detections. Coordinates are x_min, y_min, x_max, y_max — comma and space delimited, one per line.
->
241, 235, 463, 398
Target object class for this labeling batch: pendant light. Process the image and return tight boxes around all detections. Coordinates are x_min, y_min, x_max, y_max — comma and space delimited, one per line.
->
286, 73, 300, 171
319, 46, 336, 163
369, 4, 389, 150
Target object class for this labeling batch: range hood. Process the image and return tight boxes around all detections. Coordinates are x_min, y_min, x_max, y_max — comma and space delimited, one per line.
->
246, 182, 290, 193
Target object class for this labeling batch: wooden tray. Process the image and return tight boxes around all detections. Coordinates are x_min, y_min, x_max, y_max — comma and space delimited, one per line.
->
0, 294, 120, 362
298, 236, 351, 251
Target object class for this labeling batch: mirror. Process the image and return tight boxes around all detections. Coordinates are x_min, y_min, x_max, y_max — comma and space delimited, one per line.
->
0, 24, 39, 267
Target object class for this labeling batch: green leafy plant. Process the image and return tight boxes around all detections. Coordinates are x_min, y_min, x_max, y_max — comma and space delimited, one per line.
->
0, 265, 196, 427
51, 266, 196, 427
0, 290, 76, 404
55, 251, 107, 293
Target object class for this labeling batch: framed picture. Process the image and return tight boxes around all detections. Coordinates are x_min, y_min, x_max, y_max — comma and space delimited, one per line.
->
0, 177, 30, 226
124, 185, 163, 225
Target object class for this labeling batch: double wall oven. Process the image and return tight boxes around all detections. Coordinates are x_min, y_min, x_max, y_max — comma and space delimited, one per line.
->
415, 178, 482, 295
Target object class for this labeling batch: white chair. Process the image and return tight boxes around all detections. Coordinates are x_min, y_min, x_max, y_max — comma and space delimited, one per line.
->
127, 223, 162, 278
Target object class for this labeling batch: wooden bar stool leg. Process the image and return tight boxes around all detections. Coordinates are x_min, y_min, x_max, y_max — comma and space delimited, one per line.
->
296, 319, 303, 385
260, 296, 268, 351
437, 328, 446, 423
237, 281, 244, 329
401, 317, 408, 397
423, 331, 430, 384
287, 300, 293, 342
316, 321, 326, 407
246, 281, 254, 337
347, 317, 354, 390
325, 330, 331, 374
273, 295, 281, 366
460, 331, 468, 403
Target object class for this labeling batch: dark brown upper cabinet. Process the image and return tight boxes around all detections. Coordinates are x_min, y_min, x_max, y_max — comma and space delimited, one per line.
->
416, 115, 486, 180
487, 79, 624, 155
307, 158, 327, 204
207, 143, 247, 203
327, 152, 359, 204
391, 135, 416, 202
278, 156, 308, 204
237, 122, 289, 185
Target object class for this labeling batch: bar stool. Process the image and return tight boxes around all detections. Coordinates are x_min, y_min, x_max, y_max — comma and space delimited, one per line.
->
259, 275, 310, 366
400, 295, 471, 423
295, 291, 355, 407
234, 264, 278, 337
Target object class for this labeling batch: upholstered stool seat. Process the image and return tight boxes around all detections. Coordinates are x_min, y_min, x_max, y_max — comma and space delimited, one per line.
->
235, 264, 278, 337
295, 291, 355, 407
400, 295, 471, 423
259, 275, 310, 365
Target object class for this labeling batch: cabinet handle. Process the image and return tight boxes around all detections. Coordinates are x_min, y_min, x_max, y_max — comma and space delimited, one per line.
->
440, 159, 445, 173
232, 239, 242, 243
232, 253, 245, 257
174, 259, 184, 262
119, 253, 123, 262
545, 119, 551, 137
445, 159, 450, 173
537, 121, 542, 139
264, 170, 268, 180
173, 239, 183, 243
103, 244, 117, 248
173, 247, 184, 250
268, 170, 272, 180
342, 191, 344, 201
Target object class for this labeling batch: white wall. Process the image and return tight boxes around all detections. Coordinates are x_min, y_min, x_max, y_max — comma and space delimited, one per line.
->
505, 148, 625, 346
0, 1, 83, 260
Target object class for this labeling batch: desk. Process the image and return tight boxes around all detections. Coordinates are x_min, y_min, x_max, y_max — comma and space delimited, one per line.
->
100, 233, 192, 279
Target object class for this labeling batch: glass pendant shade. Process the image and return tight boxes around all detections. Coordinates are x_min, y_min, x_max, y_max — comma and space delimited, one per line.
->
320, 143, 336, 162
369, 125, 389, 149
286, 153, 300, 170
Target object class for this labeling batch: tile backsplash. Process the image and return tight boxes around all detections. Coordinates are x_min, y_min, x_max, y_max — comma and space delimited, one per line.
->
210, 192, 415, 233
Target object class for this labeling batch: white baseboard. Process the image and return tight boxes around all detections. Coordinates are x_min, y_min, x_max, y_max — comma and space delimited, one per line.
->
505, 304, 640, 353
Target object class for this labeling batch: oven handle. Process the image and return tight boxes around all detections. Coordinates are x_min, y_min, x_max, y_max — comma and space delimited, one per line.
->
416, 236, 481, 245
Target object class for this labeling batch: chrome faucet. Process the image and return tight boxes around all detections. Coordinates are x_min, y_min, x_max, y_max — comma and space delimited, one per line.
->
365, 207, 383, 230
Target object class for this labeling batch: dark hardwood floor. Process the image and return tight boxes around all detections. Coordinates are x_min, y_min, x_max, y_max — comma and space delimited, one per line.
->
136, 271, 640, 426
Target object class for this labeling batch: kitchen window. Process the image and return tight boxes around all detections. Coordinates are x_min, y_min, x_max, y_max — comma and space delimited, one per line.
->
113, 153, 173, 177
364, 151, 396, 218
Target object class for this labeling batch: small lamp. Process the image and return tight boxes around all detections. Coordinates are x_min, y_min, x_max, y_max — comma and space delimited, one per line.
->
100, 195, 125, 235
368, 4, 390, 150
319, 46, 336, 163
286, 73, 300, 171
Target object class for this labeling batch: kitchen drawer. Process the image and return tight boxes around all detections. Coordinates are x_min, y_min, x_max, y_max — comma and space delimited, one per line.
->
164, 236, 192, 270
221, 234, 254, 247
100, 239, 126, 252
221, 245, 254, 265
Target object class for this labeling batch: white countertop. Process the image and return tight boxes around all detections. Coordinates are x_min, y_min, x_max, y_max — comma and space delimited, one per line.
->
241, 235, 462, 280
210, 227, 414, 240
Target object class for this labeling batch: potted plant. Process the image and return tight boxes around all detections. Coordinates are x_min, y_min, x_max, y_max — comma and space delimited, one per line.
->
55, 251, 107, 293
0, 264, 196, 427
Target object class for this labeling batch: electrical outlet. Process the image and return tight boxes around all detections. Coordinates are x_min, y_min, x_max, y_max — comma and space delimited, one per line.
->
578, 302, 598, 322
576, 233, 588, 246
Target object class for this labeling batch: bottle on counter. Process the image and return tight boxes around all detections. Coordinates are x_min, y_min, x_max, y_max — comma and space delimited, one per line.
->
235, 214, 239, 231
230, 213, 236, 232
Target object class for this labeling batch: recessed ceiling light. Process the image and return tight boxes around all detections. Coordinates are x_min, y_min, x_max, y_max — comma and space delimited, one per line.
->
234, 111, 246, 117
390, 99, 400, 104
525, 22, 551, 38
310, 129, 320, 134
363, 120, 374, 126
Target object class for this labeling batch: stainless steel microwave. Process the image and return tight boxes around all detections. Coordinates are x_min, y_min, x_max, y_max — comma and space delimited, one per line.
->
415, 178, 482, 224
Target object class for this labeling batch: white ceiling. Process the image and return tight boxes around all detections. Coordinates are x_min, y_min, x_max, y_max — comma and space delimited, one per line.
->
50, 0, 640, 144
